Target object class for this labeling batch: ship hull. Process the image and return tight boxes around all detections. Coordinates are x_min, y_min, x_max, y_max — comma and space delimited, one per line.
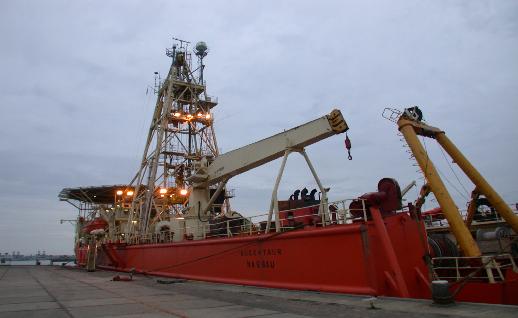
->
76, 212, 518, 304
81, 213, 431, 298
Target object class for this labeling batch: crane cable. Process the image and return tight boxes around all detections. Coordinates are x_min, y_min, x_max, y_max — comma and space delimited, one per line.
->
438, 146, 470, 198
423, 138, 469, 202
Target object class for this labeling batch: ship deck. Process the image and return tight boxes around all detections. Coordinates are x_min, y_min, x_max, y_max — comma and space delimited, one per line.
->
0, 266, 516, 318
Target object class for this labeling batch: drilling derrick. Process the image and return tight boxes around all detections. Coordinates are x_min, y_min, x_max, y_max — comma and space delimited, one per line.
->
128, 39, 220, 236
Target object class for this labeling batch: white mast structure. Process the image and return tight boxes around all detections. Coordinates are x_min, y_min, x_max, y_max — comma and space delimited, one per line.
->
127, 38, 222, 237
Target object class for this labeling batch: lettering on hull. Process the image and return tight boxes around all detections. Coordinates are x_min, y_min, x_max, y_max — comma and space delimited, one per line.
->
241, 248, 282, 270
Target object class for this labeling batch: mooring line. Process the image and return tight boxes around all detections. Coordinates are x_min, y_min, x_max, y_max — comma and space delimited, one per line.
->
27, 267, 74, 318
51, 267, 188, 318
0, 267, 9, 281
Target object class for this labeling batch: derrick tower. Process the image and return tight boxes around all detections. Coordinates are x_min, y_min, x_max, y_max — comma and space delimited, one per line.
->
128, 39, 221, 235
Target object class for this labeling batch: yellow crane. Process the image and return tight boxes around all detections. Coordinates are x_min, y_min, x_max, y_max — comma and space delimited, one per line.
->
387, 107, 518, 257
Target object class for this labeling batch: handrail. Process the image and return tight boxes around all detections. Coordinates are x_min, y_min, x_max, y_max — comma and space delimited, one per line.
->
114, 198, 369, 245
431, 254, 517, 283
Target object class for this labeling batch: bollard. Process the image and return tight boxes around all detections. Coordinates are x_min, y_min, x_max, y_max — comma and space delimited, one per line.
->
431, 280, 454, 305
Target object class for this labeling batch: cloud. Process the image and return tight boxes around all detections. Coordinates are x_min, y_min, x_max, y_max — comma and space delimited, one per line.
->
1, 0, 517, 254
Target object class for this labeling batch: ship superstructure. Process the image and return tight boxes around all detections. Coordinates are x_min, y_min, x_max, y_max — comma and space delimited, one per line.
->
60, 40, 229, 245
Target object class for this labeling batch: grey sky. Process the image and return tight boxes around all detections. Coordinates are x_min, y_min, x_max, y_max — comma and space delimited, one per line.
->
1, 0, 517, 255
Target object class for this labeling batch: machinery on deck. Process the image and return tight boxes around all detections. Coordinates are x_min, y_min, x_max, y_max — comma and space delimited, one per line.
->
173, 108, 348, 240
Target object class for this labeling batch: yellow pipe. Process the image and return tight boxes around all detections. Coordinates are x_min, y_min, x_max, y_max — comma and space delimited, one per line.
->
436, 133, 518, 234
398, 120, 481, 257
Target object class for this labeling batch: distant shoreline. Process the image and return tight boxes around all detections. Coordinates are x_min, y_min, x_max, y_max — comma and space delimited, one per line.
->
0, 260, 74, 266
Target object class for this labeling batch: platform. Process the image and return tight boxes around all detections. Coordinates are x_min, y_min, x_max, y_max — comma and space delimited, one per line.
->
0, 266, 516, 318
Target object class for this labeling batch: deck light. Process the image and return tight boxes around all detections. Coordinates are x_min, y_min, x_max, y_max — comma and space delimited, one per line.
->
179, 189, 188, 196
126, 190, 134, 196
116, 190, 123, 195
159, 188, 167, 194
186, 114, 193, 120
173, 112, 181, 117
205, 114, 211, 119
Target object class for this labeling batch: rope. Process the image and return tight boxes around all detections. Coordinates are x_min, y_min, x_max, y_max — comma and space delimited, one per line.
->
439, 146, 470, 197
436, 166, 469, 201
0, 266, 9, 281
28, 267, 74, 318
419, 137, 469, 203
53, 266, 186, 317
141, 224, 306, 275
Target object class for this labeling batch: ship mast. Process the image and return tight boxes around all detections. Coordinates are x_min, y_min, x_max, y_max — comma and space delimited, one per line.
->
127, 38, 221, 236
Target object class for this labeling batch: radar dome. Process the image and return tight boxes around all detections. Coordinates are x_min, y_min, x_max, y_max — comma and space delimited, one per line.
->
195, 41, 208, 55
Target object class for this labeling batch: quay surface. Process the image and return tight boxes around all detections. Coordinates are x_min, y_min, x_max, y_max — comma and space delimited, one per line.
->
0, 266, 516, 318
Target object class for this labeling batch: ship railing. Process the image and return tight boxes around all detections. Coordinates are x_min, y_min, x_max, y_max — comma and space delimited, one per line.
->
197, 211, 269, 239
203, 198, 368, 239
425, 204, 518, 228
122, 232, 176, 245
199, 94, 218, 104
118, 198, 369, 244
104, 231, 172, 245
431, 254, 518, 283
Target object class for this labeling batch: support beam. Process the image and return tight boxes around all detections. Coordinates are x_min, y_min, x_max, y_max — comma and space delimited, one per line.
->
398, 120, 481, 257
436, 133, 518, 234
370, 207, 410, 297
266, 150, 291, 233
200, 179, 228, 216
299, 149, 329, 225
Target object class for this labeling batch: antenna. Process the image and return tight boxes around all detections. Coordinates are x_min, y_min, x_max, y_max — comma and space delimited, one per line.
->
172, 37, 190, 48
153, 71, 161, 94
194, 41, 209, 84
146, 72, 161, 95
166, 43, 176, 59
167, 37, 191, 65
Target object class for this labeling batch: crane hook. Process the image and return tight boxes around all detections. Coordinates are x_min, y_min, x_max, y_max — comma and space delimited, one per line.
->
345, 132, 352, 160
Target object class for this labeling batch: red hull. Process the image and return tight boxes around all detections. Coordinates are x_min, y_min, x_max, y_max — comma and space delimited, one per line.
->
76, 212, 518, 305
81, 213, 430, 298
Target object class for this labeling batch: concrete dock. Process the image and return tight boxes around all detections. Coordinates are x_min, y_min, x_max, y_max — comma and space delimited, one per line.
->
0, 266, 516, 318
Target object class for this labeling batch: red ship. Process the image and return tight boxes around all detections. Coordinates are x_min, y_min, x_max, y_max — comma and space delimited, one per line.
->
60, 39, 518, 305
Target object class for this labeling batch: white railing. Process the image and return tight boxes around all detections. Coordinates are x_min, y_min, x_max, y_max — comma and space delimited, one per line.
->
424, 204, 518, 228
431, 254, 518, 283
115, 198, 369, 245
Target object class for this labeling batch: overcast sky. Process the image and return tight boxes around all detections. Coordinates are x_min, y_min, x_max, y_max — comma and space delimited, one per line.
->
1, 0, 517, 255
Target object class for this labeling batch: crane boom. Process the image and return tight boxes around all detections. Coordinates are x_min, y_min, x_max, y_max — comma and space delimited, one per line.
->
189, 109, 348, 186
175, 109, 349, 240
